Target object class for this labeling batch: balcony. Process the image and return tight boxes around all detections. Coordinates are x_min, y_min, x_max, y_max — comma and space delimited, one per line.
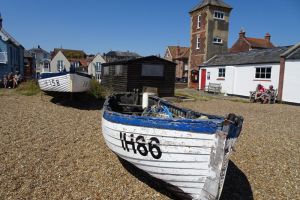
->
0, 52, 8, 64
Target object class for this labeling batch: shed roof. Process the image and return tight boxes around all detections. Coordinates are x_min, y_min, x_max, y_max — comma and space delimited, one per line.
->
281, 42, 300, 60
190, 0, 232, 13
0, 27, 23, 48
105, 50, 141, 57
202, 46, 291, 67
102, 56, 176, 66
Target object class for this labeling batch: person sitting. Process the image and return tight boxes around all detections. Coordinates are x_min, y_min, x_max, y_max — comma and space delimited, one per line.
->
255, 84, 265, 101
7, 73, 14, 88
3, 75, 8, 88
13, 73, 19, 88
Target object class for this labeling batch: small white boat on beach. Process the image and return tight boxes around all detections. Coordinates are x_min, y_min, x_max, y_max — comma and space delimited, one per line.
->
38, 71, 92, 93
101, 92, 244, 200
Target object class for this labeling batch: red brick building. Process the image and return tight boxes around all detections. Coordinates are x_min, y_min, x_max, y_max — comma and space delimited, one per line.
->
164, 46, 190, 81
229, 30, 275, 53
188, 0, 232, 89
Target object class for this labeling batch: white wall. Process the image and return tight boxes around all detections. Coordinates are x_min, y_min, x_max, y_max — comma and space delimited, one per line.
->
50, 51, 70, 72
200, 63, 280, 96
233, 64, 280, 96
282, 60, 300, 103
88, 54, 106, 76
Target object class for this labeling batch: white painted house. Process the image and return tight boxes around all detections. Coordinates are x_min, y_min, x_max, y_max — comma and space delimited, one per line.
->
50, 50, 70, 72
87, 54, 106, 82
199, 44, 300, 104
279, 43, 300, 104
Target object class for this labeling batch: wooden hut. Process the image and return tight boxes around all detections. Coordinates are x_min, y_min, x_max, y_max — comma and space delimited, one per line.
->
101, 56, 176, 97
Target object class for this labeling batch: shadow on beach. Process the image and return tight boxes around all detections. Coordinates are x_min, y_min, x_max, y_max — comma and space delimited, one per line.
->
46, 92, 105, 110
118, 157, 253, 200
220, 161, 253, 200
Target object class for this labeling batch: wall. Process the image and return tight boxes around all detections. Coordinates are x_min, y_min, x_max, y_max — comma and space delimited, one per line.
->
282, 60, 300, 103
50, 51, 70, 72
101, 57, 176, 97
127, 59, 175, 97
88, 54, 106, 77
200, 63, 280, 96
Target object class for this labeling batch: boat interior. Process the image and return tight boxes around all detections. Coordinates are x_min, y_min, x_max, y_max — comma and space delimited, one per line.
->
105, 93, 223, 120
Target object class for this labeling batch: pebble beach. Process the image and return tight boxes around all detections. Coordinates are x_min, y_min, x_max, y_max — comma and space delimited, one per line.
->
0, 91, 299, 200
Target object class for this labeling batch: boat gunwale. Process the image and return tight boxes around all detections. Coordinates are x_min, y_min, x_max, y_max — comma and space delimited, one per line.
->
39, 71, 92, 79
103, 93, 226, 134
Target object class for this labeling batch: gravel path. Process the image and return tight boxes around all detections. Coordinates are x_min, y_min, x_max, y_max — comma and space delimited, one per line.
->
0, 92, 299, 200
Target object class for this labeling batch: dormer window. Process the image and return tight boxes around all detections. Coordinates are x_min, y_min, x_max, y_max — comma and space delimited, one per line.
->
197, 15, 201, 29
213, 37, 223, 44
214, 11, 225, 20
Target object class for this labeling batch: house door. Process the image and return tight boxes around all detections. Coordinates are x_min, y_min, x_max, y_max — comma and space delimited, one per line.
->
200, 69, 206, 90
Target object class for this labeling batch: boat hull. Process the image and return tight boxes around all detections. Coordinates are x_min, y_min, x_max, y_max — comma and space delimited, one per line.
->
102, 113, 240, 200
38, 72, 91, 92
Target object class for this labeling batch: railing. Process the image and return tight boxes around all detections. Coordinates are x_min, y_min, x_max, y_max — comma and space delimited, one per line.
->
0, 52, 8, 64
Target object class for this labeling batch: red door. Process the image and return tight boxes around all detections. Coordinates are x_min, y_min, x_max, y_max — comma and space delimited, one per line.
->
200, 69, 206, 90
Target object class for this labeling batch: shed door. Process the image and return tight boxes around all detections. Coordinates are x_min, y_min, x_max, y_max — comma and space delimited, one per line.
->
200, 69, 206, 90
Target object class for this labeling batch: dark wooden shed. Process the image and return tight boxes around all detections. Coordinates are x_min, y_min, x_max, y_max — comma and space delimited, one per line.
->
101, 56, 176, 97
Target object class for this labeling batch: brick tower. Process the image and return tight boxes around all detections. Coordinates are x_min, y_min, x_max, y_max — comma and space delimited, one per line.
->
188, 0, 232, 89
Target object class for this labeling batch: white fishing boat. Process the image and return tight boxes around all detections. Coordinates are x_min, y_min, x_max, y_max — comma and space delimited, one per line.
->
101, 92, 244, 200
38, 71, 91, 92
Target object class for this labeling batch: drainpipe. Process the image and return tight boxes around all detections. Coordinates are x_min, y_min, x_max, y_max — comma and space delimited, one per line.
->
277, 56, 285, 101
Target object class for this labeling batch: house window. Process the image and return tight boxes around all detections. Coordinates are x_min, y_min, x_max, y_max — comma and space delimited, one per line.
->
207, 72, 211, 80
95, 73, 101, 81
44, 62, 49, 68
73, 61, 80, 68
142, 64, 164, 77
255, 67, 271, 79
196, 36, 200, 49
103, 66, 109, 76
213, 37, 223, 44
214, 11, 225, 20
197, 15, 201, 29
57, 60, 64, 72
114, 65, 123, 76
218, 68, 225, 78
95, 62, 101, 72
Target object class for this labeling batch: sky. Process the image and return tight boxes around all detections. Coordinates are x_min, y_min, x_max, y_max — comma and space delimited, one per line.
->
1, 0, 300, 56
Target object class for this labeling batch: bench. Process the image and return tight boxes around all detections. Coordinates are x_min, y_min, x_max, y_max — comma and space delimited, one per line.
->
206, 83, 222, 94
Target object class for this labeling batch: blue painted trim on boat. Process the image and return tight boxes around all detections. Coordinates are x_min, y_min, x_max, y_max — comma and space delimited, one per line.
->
39, 71, 92, 79
40, 72, 69, 79
103, 111, 221, 134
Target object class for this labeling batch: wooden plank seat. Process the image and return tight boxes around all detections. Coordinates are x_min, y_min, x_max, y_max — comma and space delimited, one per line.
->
206, 83, 222, 94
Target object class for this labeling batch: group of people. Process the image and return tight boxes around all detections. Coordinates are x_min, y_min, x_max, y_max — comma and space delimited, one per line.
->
1, 72, 22, 89
253, 84, 276, 104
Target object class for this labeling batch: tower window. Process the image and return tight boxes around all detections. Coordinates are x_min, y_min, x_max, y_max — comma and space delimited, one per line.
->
214, 11, 225, 20
213, 37, 223, 44
197, 15, 201, 29
196, 36, 200, 49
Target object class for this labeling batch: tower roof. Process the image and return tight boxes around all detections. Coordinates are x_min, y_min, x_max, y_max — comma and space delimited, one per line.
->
190, 0, 232, 13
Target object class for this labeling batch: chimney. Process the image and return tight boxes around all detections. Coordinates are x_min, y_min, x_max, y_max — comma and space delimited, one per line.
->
0, 12, 3, 29
176, 46, 180, 57
239, 29, 246, 39
38, 45, 41, 49
265, 33, 271, 42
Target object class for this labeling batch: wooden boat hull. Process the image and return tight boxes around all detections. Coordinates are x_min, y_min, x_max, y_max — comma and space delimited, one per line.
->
38, 72, 91, 92
102, 94, 243, 200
